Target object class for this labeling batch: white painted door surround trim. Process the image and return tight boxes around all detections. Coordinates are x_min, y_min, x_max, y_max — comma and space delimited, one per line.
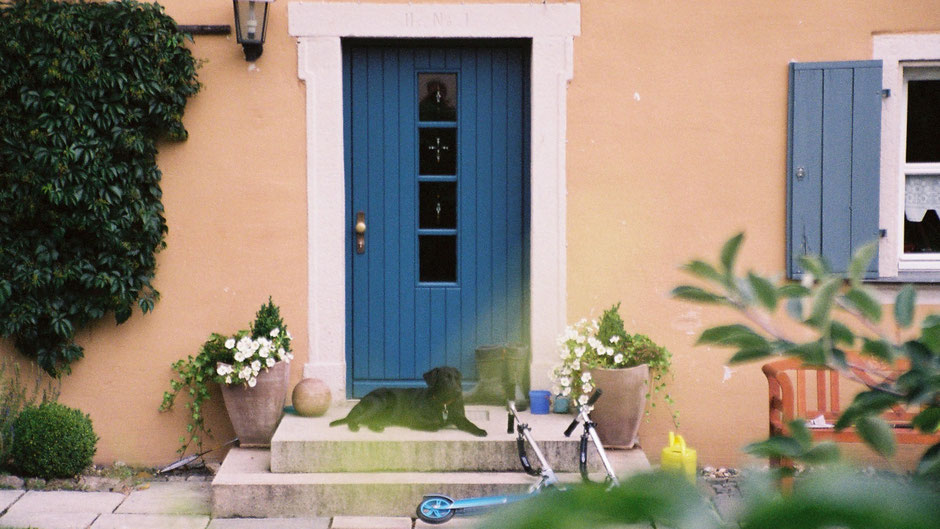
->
289, 2, 580, 398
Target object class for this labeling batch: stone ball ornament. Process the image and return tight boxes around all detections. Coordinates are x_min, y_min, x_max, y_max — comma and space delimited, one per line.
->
291, 378, 331, 417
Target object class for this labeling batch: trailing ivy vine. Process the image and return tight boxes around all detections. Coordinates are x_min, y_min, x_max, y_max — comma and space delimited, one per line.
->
0, 0, 200, 375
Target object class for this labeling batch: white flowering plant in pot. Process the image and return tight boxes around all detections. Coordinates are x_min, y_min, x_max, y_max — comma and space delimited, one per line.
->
551, 303, 676, 423
160, 297, 294, 454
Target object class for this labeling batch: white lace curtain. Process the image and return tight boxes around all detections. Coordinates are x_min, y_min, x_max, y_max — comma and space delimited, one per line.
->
905, 175, 940, 221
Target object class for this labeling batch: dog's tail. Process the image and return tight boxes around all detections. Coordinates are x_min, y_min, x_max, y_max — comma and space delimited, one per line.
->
329, 418, 346, 427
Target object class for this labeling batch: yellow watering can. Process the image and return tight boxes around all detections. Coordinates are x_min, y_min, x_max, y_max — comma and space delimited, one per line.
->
660, 431, 697, 483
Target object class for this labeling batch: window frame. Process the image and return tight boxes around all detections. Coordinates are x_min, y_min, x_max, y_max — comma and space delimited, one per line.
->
874, 35, 940, 278
897, 65, 940, 271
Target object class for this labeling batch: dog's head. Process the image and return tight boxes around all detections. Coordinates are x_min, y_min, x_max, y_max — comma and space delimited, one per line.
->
423, 366, 463, 403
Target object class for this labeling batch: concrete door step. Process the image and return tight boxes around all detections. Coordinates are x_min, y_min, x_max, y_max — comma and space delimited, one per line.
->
212, 448, 650, 518
272, 404, 612, 473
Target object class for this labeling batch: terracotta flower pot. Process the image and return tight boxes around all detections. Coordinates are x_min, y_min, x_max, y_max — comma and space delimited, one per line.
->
220, 360, 290, 447
589, 365, 649, 449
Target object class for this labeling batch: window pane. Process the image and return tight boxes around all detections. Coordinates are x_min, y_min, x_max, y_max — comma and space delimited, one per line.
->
419, 128, 457, 175
906, 80, 940, 163
419, 182, 457, 229
418, 73, 457, 122
904, 174, 940, 253
419, 235, 457, 282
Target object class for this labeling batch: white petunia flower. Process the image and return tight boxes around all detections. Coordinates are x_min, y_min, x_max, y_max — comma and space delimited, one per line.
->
581, 372, 592, 383
225, 338, 236, 349
286, 330, 292, 339
609, 335, 621, 344
251, 360, 261, 371
270, 328, 280, 337
578, 394, 590, 405
560, 377, 571, 387
248, 377, 257, 388
266, 358, 275, 367
582, 383, 593, 393
575, 335, 586, 344
614, 353, 624, 364
225, 375, 232, 384
562, 386, 571, 396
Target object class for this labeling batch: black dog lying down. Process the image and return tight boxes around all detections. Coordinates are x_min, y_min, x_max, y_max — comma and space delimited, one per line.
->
329, 366, 487, 437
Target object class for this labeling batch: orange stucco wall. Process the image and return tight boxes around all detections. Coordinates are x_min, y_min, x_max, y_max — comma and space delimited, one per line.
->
3, 0, 940, 469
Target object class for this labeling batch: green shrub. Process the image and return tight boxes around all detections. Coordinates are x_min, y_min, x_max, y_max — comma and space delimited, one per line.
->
11, 402, 97, 478
0, 358, 59, 464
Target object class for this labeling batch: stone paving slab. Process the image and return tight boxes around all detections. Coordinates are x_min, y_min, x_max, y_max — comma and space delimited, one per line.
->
0, 511, 99, 529
207, 518, 330, 529
329, 516, 413, 529
90, 513, 210, 529
116, 482, 211, 515
5, 490, 124, 514
415, 515, 484, 528
0, 490, 24, 512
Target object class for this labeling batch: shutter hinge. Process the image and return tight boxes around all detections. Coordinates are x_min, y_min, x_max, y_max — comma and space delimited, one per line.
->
881, 88, 891, 98
879, 229, 887, 238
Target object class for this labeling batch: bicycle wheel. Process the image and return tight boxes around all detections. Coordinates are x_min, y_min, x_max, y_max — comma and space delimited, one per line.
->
416, 494, 456, 524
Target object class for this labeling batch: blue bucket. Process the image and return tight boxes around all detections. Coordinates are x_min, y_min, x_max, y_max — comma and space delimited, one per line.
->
529, 390, 551, 414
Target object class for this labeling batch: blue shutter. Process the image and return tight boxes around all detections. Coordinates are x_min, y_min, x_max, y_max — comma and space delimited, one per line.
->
787, 60, 882, 279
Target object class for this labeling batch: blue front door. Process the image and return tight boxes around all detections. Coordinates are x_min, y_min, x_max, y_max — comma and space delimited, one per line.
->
344, 40, 530, 397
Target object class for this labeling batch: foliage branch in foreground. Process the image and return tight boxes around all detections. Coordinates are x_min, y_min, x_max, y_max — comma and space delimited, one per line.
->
673, 233, 939, 477
476, 234, 939, 529
0, 0, 200, 375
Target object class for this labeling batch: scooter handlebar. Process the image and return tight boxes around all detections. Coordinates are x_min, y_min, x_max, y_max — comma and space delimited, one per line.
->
563, 417, 579, 437
586, 388, 603, 406
507, 401, 516, 434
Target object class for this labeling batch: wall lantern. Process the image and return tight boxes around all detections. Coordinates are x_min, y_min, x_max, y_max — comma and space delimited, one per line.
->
233, 0, 274, 61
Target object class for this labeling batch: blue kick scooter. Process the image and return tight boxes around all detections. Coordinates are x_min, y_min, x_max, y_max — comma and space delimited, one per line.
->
415, 389, 617, 524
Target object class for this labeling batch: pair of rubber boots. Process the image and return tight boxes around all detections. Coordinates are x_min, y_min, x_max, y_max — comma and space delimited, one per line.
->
463, 344, 530, 411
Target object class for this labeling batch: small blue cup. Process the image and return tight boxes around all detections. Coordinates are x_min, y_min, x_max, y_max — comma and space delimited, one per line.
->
529, 390, 551, 414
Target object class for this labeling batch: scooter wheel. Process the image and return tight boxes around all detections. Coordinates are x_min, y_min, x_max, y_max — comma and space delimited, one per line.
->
416, 494, 456, 524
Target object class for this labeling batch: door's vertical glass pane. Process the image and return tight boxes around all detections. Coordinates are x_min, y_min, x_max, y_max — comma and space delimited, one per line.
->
419, 182, 457, 229
419, 128, 457, 175
419, 235, 457, 282
418, 73, 457, 122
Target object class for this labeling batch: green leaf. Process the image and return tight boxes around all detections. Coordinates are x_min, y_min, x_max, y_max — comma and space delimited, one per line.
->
719, 233, 744, 276
800, 442, 841, 464
670, 286, 727, 305
861, 338, 894, 362
798, 254, 828, 278
744, 435, 805, 458
747, 272, 778, 311
807, 277, 842, 326
681, 260, 724, 284
894, 284, 916, 328
788, 419, 812, 448
696, 324, 767, 348
921, 315, 940, 353
728, 348, 774, 364
786, 298, 803, 321
778, 284, 811, 298
843, 288, 883, 322
847, 241, 878, 282
855, 416, 896, 457
829, 320, 855, 346
912, 407, 940, 433
836, 391, 901, 429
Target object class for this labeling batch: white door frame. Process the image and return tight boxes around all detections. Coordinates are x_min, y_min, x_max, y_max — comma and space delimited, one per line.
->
289, 2, 580, 397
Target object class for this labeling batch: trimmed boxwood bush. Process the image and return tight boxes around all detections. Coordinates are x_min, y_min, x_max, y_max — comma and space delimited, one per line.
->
10, 402, 97, 478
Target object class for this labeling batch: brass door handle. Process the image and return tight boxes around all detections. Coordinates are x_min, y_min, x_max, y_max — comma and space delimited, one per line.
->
355, 211, 366, 254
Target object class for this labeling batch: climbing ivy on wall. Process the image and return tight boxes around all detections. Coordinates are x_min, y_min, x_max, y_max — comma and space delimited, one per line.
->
0, 0, 200, 376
